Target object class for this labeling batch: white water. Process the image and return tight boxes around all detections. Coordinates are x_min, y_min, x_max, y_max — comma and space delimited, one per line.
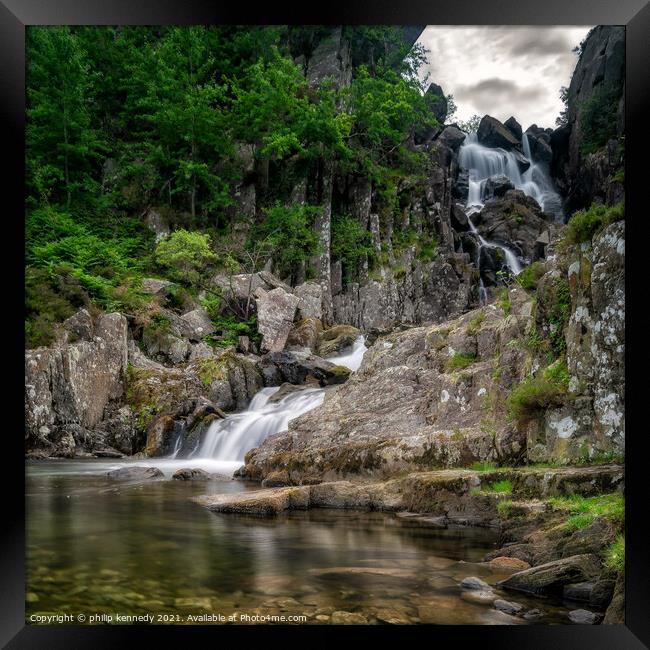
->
458, 131, 563, 280
326, 335, 367, 371
459, 132, 563, 220
195, 386, 325, 462
190, 336, 369, 463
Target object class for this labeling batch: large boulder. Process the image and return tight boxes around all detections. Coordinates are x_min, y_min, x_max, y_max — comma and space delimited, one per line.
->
286, 317, 323, 352
437, 126, 466, 151
524, 126, 553, 164
477, 115, 521, 150
176, 308, 215, 341
25, 312, 129, 455
316, 324, 360, 357
472, 189, 553, 263
255, 287, 301, 353
260, 350, 350, 387
240, 298, 533, 483
497, 554, 601, 595
293, 281, 323, 320
503, 116, 523, 141
483, 175, 515, 200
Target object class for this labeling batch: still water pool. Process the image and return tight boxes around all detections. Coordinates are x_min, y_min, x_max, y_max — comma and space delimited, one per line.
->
26, 460, 577, 625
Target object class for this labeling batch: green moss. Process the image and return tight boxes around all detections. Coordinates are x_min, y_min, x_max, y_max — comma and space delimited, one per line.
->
195, 355, 230, 387
484, 479, 513, 493
470, 462, 498, 472
446, 352, 477, 371
604, 534, 625, 573
507, 359, 571, 422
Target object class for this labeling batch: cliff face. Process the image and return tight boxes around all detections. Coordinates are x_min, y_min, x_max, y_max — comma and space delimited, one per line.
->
551, 26, 625, 213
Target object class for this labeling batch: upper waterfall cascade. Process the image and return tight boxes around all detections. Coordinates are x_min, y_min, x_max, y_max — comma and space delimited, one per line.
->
457, 131, 562, 279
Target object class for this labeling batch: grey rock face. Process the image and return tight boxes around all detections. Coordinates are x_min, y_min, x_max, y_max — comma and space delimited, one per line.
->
25, 312, 129, 453
294, 281, 323, 320
305, 27, 352, 89
255, 287, 301, 353
503, 116, 523, 141
106, 466, 164, 480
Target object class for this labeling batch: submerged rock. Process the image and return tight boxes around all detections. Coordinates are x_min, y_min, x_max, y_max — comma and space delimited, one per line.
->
173, 468, 207, 481
106, 466, 164, 480
567, 609, 600, 624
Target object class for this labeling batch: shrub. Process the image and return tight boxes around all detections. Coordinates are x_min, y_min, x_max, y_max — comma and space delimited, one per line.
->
562, 201, 624, 246
154, 229, 217, 285
579, 83, 622, 155
516, 261, 545, 291
507, 359, 571, 422
496, 500, 513, 515
496, 287, 511, 316
256, 203, 320, 282
25, 266, 89, 348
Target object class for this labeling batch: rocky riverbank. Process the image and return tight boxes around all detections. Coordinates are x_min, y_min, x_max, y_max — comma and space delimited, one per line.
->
193, 463, 624, 624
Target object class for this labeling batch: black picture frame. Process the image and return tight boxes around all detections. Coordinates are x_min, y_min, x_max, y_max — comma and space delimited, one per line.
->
3, 1, 649, 647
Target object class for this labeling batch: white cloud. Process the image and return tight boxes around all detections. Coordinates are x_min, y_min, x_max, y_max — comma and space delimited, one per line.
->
416, 26, 593, 129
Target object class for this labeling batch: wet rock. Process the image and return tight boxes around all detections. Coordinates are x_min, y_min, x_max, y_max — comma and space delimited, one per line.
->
493, 599, 523, 615
437, 125, 466, 151
192, 486, 311, 515
260, 350, 350, 387
523, 608, 544, 620
484, 174, 514, 200
145, 415, 176, 458
172, 468, 212, 481
461, 589, 497, 605
460, 576, 490, 590
568, 609, 600, 624
317, 325, 360, 357
497, 554, 601, 595
286, 317, 323, 352
106, 466, 164, 480
489, 557, 531, 571
590, 579, 616, 609
256, 287, 300, 353
477, 115, 521, 150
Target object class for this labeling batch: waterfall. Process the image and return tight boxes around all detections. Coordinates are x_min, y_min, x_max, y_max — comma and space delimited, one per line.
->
186, 336, 368, 463
459, 132, 563, 220
458, 131, 562, 280
195, 386, 326, 461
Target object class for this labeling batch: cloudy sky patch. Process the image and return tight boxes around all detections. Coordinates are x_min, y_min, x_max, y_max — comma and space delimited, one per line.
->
416, 26, 592, 129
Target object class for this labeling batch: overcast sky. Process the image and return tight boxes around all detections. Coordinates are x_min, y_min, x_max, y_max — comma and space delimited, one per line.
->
416, 26, 592, 130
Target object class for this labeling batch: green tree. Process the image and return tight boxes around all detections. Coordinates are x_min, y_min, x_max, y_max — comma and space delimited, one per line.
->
154, 229, 217, 284
136, 27, 234, 219
256, 204, 320, 282
26, 26, 103, 207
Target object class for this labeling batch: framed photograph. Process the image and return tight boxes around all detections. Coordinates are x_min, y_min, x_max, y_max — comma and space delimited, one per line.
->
3, 0, 649, 647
